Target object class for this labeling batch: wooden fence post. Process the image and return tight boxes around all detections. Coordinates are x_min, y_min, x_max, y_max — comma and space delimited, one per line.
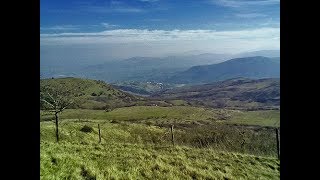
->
275, 128, 280, 159
98, 124, 101, 143
171, 125, 175, 146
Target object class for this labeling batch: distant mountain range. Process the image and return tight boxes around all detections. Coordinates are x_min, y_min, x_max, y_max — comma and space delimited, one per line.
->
40, 50, 279, 84
151, 78, 280, 110
168, 56, 279, 84
233, 50, 280, 58
78, 53, 232, 82
40, 53, 231, 82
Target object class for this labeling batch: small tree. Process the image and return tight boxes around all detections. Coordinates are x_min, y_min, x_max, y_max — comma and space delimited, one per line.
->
215, 99, 227, 108
40, 80, 82, 142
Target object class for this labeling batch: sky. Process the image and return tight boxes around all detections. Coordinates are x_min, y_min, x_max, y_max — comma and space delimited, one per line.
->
40, 0, 280, 65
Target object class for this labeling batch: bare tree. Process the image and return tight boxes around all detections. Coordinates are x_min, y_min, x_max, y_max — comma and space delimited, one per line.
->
40, 80, 82, 142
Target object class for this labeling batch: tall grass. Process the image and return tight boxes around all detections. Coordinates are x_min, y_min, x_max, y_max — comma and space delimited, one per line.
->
41, 120, 280, 180
40, 107, 280, 179
41, 106, 280, 127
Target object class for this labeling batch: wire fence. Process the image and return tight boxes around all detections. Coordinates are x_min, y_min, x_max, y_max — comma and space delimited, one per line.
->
41, 119, 280, 158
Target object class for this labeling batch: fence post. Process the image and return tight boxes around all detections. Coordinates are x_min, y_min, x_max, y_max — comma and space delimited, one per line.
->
275, 127, 280, 159
171, 125, 175, 146
98, 124, 101, 143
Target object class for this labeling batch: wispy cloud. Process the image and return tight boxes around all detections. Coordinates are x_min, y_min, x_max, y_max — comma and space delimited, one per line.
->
235, 13, 268, 18
260, 18, 280, 27
145, 18, 166, 22
212, 0, 279, 8
110, 0, 123, 5
139, 0, 159, 2
40, 27, 279, 46
84, 6, 144, 13
40, 25, 79, 31
81, 0, 145, 13
47, 1, 145, 14
40, 28, 279, 60
101, 23, 119, 29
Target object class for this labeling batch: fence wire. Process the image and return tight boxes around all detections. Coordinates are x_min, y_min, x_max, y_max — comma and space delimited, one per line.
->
41, 119, 279, 157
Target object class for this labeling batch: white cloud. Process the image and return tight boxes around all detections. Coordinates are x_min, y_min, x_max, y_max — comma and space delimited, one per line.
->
260, 18, 280, 27
85, 6, 144, 13
40, 25, 79, 31
235, 13, 268, 18
139, 0, 159, 2
212, 0, 279, 8
80, 1, 145, 13
146, 18, 166, 22
41, 28, 279, 44
58, 1, 145, 14
101, 23, 119, 28
40, 28, 279, 60
110, 0, 123, 5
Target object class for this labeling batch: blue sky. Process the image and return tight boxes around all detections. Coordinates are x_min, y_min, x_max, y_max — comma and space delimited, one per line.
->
41, 0, 279, 31
41, 0, 279, 64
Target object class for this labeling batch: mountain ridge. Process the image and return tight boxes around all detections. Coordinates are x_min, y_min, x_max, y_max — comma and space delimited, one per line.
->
152, 77, 280, 110
167, 56, 280, 84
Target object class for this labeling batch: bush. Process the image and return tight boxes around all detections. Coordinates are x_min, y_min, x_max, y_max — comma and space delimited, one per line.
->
98, 91, 105, 96
80, 125, 94, 133
80, 166, 96, 180
110, 120, 119, 124
145, 121, 153, 126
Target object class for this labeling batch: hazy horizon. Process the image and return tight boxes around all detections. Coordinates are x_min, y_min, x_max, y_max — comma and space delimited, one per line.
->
41, 0, 279, 67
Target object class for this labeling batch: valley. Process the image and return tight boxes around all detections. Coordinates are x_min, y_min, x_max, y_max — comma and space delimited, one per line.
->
40, 74, 280, 179
40, 0, 280, 178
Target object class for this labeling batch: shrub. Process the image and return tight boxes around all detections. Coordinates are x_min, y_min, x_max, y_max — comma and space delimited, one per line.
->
80, 125, 94, 133
80, 166, 96, 180
145, 121, 153, 126
110, 120, 119, 124
98, 91, 104, 96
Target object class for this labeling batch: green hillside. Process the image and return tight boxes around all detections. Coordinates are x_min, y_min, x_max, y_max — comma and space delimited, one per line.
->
40, 77, 146, 110
41, 106, 280, 127
40, 77, 280, 179
41, 121, 280, 179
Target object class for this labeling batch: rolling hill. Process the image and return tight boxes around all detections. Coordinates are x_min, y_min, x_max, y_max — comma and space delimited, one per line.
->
40, 77, 181, 110
168, 56, 280, 84
40, 77, 145, 110
152, 78, 280, 110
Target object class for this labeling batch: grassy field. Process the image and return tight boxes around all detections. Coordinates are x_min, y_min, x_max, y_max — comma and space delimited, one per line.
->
41, 105, 280, 179
224, 110, 280, 127
41, 121, 280, 179
41, 106, 280, 127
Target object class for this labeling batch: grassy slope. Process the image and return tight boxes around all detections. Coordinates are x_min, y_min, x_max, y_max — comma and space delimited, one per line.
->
40, 78, 280, 179
41, 106, 280, 127
41, 121, 280, 180
225, 110, 280, 127
40, 77, 143, 109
